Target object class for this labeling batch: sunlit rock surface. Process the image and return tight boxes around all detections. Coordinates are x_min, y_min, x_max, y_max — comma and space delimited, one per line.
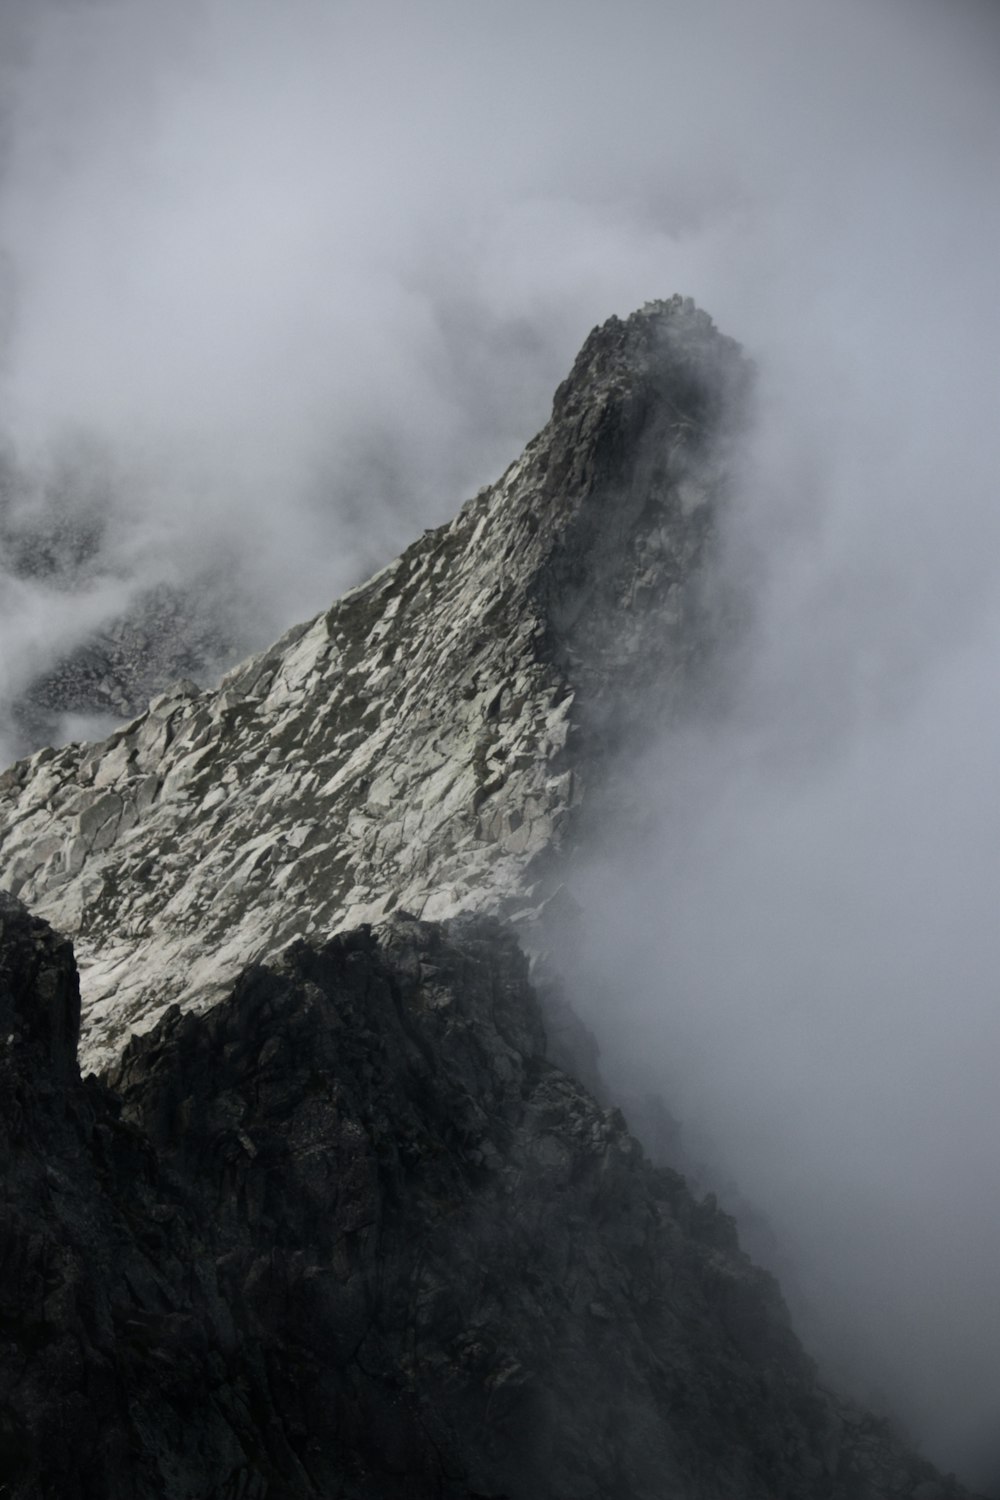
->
0, 297, 748, 1071
0, 893, 976, 1500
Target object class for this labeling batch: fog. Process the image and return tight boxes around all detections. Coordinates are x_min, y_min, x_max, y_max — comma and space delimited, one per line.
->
2, 0, 1000, 1485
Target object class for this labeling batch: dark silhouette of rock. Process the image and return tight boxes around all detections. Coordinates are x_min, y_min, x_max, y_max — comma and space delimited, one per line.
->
0, 441, 242, 757
0, 894, 980, 1499
0, 302, 989, 1498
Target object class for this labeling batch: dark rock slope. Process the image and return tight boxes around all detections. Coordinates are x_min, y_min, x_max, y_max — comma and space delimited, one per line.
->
0, 893, 975, 1500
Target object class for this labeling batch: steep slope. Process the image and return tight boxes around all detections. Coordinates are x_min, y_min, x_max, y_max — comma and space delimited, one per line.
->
0, 893, 974, 1500
0, 297, 748, 1072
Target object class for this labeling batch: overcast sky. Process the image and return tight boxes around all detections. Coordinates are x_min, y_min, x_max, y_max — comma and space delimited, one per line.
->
2, 0, 1000, 1485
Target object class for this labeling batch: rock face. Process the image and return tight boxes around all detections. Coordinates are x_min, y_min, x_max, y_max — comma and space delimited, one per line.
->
0, 893, 974, 1500
1, 299, 987, 1499
0, 297, 749, 1072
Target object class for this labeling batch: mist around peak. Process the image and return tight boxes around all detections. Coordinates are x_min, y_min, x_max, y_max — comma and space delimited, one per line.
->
2, 0, 996, 755
1, 0, 999, 1486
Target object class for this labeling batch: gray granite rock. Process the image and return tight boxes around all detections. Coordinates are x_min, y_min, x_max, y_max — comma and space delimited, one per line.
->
0, 298, 749, 1072
0, 301, 989, 1499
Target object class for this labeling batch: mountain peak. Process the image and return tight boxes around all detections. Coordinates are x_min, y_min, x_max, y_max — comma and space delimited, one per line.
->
0, 305, 987, 1500
552, 296, 746, 428
0, 300, 749, 1071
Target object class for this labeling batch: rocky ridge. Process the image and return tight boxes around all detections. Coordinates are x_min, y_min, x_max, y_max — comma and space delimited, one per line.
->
0, 892, 974, 1500
0, 297, 747, 1072
1, 299, 989, 1499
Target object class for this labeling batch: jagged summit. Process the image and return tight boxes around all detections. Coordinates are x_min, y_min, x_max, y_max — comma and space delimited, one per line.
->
0, 298, 748, 1071
0, 306, 988, 1500
552, 297, 745, 427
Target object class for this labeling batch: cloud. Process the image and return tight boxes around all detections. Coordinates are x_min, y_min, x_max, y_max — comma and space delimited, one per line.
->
563, 593, 1000, 1476
1, 0, 999, 1482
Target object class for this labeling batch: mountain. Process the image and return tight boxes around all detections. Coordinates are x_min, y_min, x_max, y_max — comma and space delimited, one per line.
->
0, 298, 983, 1498
0, 296, 745, 1074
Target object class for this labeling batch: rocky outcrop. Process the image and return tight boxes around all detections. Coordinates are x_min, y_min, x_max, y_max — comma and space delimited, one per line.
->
2, 298, 982, 1500
10, 579, 240, 751
0, 297, 749, 1072
0, 893, 974, 1500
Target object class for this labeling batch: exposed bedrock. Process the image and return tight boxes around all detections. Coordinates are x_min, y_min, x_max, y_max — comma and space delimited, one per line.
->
0, 298, 749, 1072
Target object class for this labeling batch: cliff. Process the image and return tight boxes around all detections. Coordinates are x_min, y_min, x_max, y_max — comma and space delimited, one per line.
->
0, 297, 747, 1073
0, 893, 970, 1499
0, 299, 983, 1498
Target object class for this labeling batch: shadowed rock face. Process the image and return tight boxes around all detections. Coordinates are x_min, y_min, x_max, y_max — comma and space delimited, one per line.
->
0, 298, 749, 1072
0, 894, 975, 1500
